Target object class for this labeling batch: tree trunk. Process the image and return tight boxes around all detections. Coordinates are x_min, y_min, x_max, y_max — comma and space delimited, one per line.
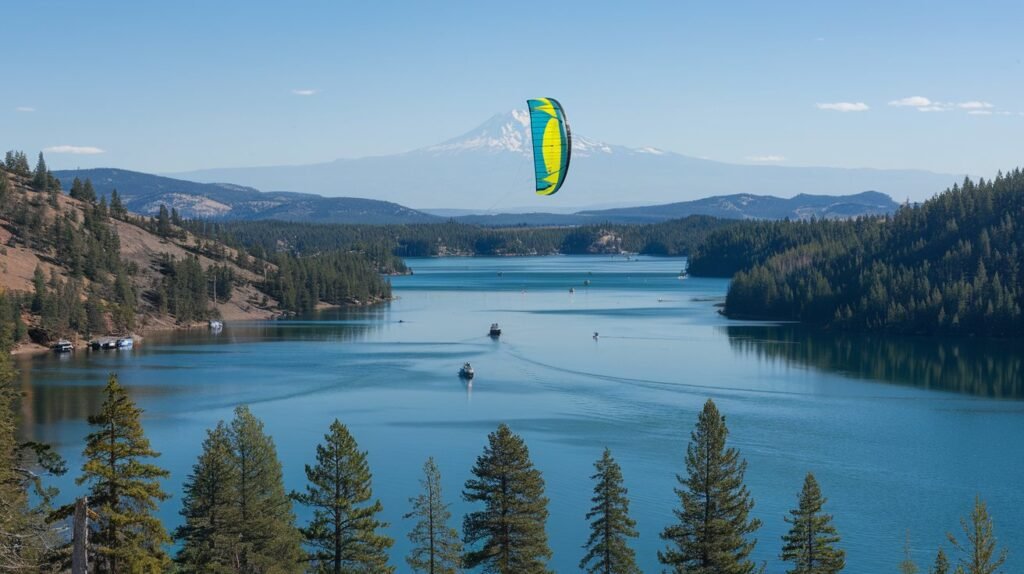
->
72, 497, 88, 574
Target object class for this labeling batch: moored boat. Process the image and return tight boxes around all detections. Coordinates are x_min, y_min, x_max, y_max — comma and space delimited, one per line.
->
51, 340, 74, 353
116, 337, 134, 349
209, 320, 224, 331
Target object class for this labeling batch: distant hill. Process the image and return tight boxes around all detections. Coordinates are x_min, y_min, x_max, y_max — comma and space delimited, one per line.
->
451, 191, 900, 226
172, 110, 963, 210
575, 191, 900, 222
52, 168, 441, 224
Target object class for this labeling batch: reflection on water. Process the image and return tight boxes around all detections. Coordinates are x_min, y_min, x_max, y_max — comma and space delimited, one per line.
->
725, 324, 1024, 399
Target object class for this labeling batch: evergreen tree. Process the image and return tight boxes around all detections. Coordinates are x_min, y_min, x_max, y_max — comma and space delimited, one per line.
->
900, 531, 919, 574
75, 374, 170, 573
0, 308, 65, 571
580, 448, 639, 574
31, 264, 46, 313
405, 457, 462, 574
32, 152, 48, 190
931, 548, 950, 574
228, 406, 303, 572
69, 177, 84, 200
110, 189, 126, 219
82, 178, 96, 203
659, 399, 762, 574
157, 204, 172, 237
946, 497, 1007, 574
174, 423, 239, 573
780, 473, 844, 574
293, 419, 393, 573
462, 423, 552, 574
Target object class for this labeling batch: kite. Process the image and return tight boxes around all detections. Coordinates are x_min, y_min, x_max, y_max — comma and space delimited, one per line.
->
527, 98, 571, 196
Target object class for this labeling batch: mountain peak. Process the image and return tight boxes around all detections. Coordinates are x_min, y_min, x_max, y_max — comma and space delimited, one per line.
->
421, 109, 616, 157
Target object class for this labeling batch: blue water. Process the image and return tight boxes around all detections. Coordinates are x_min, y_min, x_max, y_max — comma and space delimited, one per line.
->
16, 256, 1023, 572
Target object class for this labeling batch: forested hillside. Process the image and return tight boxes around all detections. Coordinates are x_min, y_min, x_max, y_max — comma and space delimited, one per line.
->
0, 153, 393, 348
186, 215, 736, 259
690, 171, 1024, 337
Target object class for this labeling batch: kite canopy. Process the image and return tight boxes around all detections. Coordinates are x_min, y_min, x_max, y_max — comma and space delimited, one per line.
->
527, 98, 571, 196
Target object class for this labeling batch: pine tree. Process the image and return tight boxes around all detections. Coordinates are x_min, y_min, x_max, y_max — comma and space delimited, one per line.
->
946, 497, 1007, 574
75, 374, 170, 573
780, 473, 844, 573
0, 310, 65, 571
580, 448, 639, 574
405, 457, 462, 574
174, 422, 239, 573
462, 423, 552, 574
82, 178, 96, 203
31, 264, 46, 313
899, 531, 919, 574
229, 405, 303, 572
659, 399, 762, 574
32, 152, 48, 190
931, 548, 950, 574
292, 419, 394, 573
110, 189, 126, 219
157, 204, 172, 237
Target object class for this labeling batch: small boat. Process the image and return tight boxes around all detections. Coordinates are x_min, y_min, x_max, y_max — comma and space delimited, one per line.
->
459, 362, 475, 379
52, 340, 74, 353
593, 332, 600, 340
583, 280, 591, 286
209, 320, 224, 331
116, 337, 134, 349
569, 287, 575, 294
488, 323, 501, 337
89, 340, 103, 350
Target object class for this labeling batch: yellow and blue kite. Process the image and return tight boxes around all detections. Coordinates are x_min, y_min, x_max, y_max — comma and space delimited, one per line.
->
527, 98, 571, 196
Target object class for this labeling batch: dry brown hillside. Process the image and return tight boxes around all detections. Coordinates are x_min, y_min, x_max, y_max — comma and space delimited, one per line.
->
0, 168, 281, 349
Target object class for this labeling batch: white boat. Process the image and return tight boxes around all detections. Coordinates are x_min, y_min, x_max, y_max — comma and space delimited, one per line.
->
459, 362, 475, 379
52, 340, 74, 353
209, 320, 224, 331
116, 337, 134, 349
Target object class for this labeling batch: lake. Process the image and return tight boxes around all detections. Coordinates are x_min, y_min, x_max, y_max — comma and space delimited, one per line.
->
16, 256, 1024, 572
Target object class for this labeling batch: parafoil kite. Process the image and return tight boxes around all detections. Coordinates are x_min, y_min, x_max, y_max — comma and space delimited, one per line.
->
527, 98, 571, 196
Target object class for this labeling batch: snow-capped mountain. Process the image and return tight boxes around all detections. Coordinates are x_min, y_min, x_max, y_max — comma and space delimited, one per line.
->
173, 110, 962, 210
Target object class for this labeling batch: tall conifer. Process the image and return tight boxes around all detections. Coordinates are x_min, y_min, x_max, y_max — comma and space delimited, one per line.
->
292, 419, 394, 573
76, 374, 170, 573
462, 423, 552, 574
229, 406, 304, 572
580, 448, 639, 574
946, 497, 1007, 574
174, 423, 239, 573
405, 457, 462, 574
659, 399, 762, 574
780, 473, 844, 573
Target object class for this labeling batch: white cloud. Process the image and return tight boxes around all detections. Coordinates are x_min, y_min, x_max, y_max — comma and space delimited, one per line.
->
967, 110, 992, 115
746, 154, 786, 162
889, 96, 932, 107
917, 106, 947, 112
43, 145, 105, 155
958, 101, 993, 110
15, 106, 35, 112
291, 89, 318, 96
816, 102, 869, 112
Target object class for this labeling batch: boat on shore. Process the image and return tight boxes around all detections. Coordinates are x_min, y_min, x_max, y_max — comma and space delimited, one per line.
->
51, 340, 74, 353
116, 337, 134, 349
459, 362, 475, 379
209, 320, 224, 331
488, 323, 501, 337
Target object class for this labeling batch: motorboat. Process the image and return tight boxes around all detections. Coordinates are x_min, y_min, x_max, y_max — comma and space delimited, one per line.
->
116, 337, 134, 349
459, 362, 475, 379
488, 323, 501, 337
209, 320, 224, 331
51, 340, 74, 353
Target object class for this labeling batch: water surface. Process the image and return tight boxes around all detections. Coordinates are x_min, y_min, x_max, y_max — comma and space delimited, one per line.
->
17, 256, 1023, 572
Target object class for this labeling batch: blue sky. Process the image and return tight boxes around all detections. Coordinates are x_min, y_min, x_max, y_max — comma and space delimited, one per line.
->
2, 0, 1022, 176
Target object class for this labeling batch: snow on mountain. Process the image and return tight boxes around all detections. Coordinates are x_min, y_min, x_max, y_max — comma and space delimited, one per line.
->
172, 110, 963, 210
